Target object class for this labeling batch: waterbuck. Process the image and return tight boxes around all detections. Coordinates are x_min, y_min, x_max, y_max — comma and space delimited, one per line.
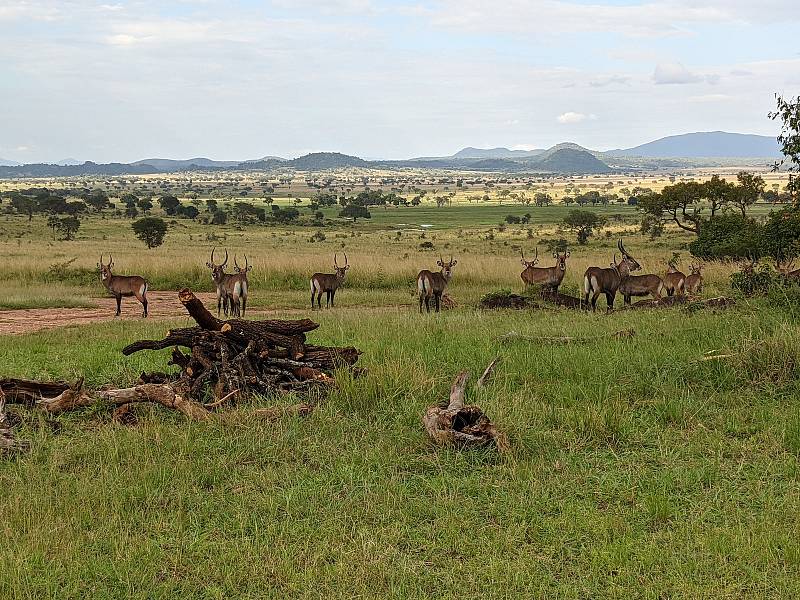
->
520, 248, 570, 292
618, 272, 665, 305
206, 248, 250, 317
663, 261, 686, 297
685, 262, 704, 296
97, 255, 148, 317
777, 259, 800, 280
417, 256, 457, 313
583, 239, 641, 312
310, 253, 349, 309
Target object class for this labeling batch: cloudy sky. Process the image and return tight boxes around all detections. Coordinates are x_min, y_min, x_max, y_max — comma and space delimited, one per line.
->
2, 0, 799, 162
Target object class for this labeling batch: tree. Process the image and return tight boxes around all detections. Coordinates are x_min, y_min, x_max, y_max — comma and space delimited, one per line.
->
56, 216, 80, 241
136, 197, 153, 214
770, 94, 800, 198
82, 190, 110, 212
563, 209, 606, 245
702, 175, 735, 217
158, 195, 181, 216
534, 192, 552, 207
211, 210, 228, 225
732, 171, 765, 217
339, 204, 371, 222
132, 217, 168, 249
638, 182, 703, 233
689, 214, 761, 260
273, 207, 300, 223
10, 193, 35, 221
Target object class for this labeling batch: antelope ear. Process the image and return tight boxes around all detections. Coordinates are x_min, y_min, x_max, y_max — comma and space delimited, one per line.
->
345, 264, 350, 270
205, 262, 212, 268
566, 252, 571, 258
521, 259, 527, 266
451, 260, 457, 266
437, 260, 443, 266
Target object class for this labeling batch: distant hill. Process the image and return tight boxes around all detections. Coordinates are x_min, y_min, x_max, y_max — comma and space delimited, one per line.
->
132, 157, 243, 170
451, 147, 544, 159
0, 161, 160, 177
529, 148, 612, 174
0, 158, 21, 166
56, 158, 83, 166
289, 152, 367, 170
608, 131, 780, 158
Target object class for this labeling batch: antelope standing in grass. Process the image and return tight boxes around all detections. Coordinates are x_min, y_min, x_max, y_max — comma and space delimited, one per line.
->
206, 248, 250, 317
310, 253, 349, 309
520, 248, 570, 292
418, 256, 457, 313
98, 255, 148, 317
685, 262, 704, 296
618, 271, 665, 305
583, 239, 641, 312
663, 259, 686, 297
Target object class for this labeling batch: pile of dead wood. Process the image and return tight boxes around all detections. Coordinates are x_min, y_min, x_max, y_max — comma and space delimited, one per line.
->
623, 295, 736, 310
1, 289, 361, 451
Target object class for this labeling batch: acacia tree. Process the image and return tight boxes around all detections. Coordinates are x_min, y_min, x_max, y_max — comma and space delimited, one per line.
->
770, 94, 800, 199
732, 171, 765, 217
132, 217, 168, 249
563, 209, 606, 245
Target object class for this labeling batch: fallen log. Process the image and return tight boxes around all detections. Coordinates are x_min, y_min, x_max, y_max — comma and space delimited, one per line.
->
422, 371, 508, 452
476, 356, 500, 388
623, 295, 735, 310
498, 328, 635, 345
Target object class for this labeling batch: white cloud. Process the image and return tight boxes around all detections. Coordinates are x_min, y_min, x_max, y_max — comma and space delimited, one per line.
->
688, 94, 733, 103
557, 112, 596, 124
653, 62, 703, 84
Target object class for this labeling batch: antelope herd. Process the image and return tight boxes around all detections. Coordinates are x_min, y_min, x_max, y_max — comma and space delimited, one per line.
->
95, 242, 714, 318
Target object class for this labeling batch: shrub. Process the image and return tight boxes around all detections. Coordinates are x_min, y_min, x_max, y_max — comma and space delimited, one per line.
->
132, 217, 168, 249
689, 214, 762, 260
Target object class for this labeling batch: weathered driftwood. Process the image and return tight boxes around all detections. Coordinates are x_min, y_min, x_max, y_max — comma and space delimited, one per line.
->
422, 371, 508, 452
498, 328, 635, 345
121, 289, 361, 405
1, 289, 362, 450
476, 356, 501, 388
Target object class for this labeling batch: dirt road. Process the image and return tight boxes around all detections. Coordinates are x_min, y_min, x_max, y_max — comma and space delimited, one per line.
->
1, 292, 220, 336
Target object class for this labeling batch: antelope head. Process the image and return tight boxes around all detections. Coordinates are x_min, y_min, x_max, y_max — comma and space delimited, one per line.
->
206, 247, 229, 284
616, 239, 641, 276
98, 254, 114, 281
689, 261, 702, 275
520, 248, 539, 269
234, 254, 252, 275
555, 249, 570, 271
333, 252, 349, 280
437, 255, 457, 280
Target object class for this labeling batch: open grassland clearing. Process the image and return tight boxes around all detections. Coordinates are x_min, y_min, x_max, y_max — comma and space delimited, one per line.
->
2, 169, 800, 596
3, 304, 800, 596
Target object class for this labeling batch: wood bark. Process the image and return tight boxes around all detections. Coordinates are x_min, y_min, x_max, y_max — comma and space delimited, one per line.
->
422, 371, 508, 452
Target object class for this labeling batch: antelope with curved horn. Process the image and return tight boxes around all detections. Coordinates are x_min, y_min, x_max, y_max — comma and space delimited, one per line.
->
520, 247, 570, 292
663, 258, 686, 297
417, 255, 457, 313
310, 253, 349, 309
583, 239, 641, 312
685, 262, 704, 296
231, 254, 251, 317
206, 248, 250, 317
97, 255, 148, 317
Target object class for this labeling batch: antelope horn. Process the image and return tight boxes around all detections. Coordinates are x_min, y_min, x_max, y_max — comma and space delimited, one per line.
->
234, 254, 239, 269
99, 254, 103, 266
343, 252, 348, 266
244, 254, 248, 269
210, 247, 216, 265
334, 253, 339, 267
108, 254, 113, 267
534, 247, 538, 260
221, 249, 228, 267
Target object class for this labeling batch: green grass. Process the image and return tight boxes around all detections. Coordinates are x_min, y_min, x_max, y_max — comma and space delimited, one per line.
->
3, 304, 800, 597
0, 282, 97, 310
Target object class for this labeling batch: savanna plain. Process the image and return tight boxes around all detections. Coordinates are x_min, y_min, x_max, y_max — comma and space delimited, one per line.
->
1, 169, 799, 598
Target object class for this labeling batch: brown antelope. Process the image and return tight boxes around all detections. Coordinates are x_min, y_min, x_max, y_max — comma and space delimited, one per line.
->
520, 248, 570, 292
97, 255, 148, 317
417, 255, 457, 313
618, 272, 665, 305
310, 253, 349, 309
583, 239, 641, 312
663, 260, 686, 297
206, 248, 250, 317
685, 262, 704, 296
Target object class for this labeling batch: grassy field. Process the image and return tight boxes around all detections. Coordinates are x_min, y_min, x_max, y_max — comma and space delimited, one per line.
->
2, 172, 800, 597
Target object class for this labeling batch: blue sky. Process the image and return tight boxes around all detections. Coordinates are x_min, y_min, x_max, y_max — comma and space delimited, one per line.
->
1, 0, 799, 162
